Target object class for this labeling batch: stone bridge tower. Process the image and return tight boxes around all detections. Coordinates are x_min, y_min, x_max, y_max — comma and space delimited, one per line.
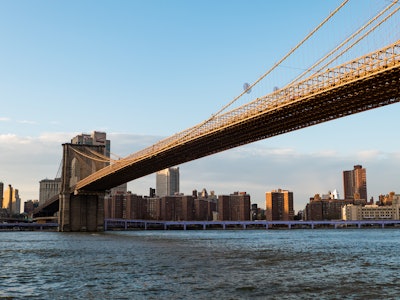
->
59, 143, 107, 232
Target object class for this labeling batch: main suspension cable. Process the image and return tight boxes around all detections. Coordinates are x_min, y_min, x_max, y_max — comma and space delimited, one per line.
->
70, 147, 111, 163
152, 0, 350, 152
287, 0, 399, 86
209, 0, 350, 119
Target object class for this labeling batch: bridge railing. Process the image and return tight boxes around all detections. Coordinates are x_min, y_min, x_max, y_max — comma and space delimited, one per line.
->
212, 41, 399, 129
76, 41, 400, 190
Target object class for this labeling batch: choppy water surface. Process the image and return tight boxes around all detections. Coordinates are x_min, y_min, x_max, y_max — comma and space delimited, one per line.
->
1, 229, 400, 299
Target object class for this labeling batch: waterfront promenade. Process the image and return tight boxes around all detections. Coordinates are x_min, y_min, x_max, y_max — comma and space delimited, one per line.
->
0, 222, 58, 231
3, 219, 400, 232
104, 218, 400, 231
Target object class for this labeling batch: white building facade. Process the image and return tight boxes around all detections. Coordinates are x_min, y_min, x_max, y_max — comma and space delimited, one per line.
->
342, 196, 400, 220
156, 167, 179, 197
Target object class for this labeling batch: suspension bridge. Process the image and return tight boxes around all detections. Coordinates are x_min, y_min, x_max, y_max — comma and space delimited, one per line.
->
33, 1, 400, 231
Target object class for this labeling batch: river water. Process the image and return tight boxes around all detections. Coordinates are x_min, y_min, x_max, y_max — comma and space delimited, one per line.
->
1, 229, 400, 299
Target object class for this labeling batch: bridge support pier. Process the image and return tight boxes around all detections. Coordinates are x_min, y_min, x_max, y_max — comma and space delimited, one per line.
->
59, 192, 105, 232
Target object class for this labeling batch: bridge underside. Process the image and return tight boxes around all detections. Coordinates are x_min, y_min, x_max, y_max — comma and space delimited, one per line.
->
32, 194, 59, 218
79, 64, 400, 192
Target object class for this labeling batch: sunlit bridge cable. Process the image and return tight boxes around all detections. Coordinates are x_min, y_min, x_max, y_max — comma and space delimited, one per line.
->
313, 5, 400, 75
207, 0, 349, 120
70, 147, 112, 163
87, 149, 117, 163
287, 0, 399, 85
146, 0, 351, 155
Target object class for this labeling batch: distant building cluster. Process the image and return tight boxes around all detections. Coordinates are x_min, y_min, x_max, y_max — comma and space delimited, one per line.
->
105, 190, 218, 221
342, 194, 400, 221
304, 165, 400, 221
0, 182, 21, 218
104, 190, 252, 221
305, 193, 354, 220
105, 167, 251, 221
3, 130, 400, 224
0, 181, 39, 219
33, 160, 400, 222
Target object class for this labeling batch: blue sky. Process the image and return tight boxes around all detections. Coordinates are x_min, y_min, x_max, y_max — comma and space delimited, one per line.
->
1, 0, 399, 212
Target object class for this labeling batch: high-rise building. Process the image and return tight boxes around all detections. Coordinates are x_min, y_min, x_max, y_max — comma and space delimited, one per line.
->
108, 193, 125, 219
180, 196, 195, 221
343, 165, 367, 201
265, 189, 294, 221
194, 198, 209, 220
125, 193, 147, 219
217, 192, 251, 221
39, 178, 61, 205
156, 167, 179, 197
146, 197, 161, 220
159, 195, 195, 221
0, 181, 3, 209
149, 188, 156, 198
2, 184, 21, 215
160, 196, 175, 220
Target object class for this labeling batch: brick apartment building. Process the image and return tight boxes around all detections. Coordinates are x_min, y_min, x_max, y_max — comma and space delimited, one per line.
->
265, 189, 294, 221
217, 192, 251, 221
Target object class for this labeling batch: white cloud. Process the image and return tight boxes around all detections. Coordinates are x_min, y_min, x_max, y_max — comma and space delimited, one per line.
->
313, 150, 339, 158
38, 132, 76, 144
0, 117, 10, 122
0, 133, 70, 204
0, 133, 18, 141
18, 120, 37, 125
0, 134, 34, 147
357, 150, 385, 160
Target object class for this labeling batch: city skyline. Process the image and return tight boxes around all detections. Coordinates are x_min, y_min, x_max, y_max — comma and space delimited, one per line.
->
1, 1, 399, 212
2, 156, 397, 215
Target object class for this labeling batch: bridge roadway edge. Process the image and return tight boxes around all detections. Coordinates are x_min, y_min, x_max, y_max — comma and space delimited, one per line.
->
81, 64, 400, 192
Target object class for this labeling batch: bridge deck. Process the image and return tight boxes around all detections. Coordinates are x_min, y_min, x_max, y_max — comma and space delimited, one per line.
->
77, 41, 400, 192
